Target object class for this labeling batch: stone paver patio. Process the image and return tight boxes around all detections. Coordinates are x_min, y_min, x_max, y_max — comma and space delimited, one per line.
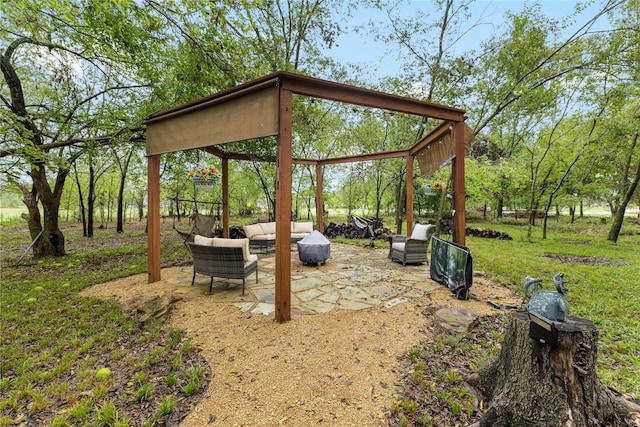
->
166, 243, 444, 316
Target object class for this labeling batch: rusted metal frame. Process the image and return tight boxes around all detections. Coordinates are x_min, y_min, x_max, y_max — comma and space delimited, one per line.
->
202, 146, 226, 158
292, 158, 317, 165
316, 164, 323, 233
145, 77, 281, 123
406, 155, 414, 234
317, 149, 410, 166
410, 121, 456, 156
280, 75, 464, 122
206, 145, 318, 166
205, 145, 411, 167
222, 158, 229, 238
147, 154, 161, 283
452, 122, 466, 245
275, 88, 293, 323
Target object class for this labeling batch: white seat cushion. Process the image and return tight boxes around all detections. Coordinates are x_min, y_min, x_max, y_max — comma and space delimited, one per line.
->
259, 222, 276, 235
245, 254, 258, 266
411, 224, 430, 240
212, 237, 250, 262
293, 222, 314, 233
243, 224, 263, 239
194, 235, 215, 246
251, 234, 275, 241
391, 242, 406, 251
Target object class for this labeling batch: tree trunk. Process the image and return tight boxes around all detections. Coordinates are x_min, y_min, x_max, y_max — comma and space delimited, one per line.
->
20, 186, 43, 253
543, 208, 549, 240
137, 194, 144, 221
74, 169, 87, 237
469, 311, 638, 427
570, 206, 576, 224
608, 136, 640, 243
28, 166, 66, 257
87, 164, 95, 238
116, 172, 126, 232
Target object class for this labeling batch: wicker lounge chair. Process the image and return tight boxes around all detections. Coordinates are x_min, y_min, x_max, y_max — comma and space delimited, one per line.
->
187, 241, 258, 294
175, 213, 218, 246
388, 223, 436, 266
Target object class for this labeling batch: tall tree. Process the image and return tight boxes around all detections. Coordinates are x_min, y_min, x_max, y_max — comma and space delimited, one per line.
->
1, 1, 148, 256
598, 0, 640, 241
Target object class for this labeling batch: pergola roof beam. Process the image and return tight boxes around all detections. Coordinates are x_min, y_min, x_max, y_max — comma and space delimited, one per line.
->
280, 73, 465, 122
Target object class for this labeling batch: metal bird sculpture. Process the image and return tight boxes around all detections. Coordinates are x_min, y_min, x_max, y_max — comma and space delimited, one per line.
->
524, 273, 569, 322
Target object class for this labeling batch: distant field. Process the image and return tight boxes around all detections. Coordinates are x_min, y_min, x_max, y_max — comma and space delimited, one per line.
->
1, 205, 638, 223
0, 208, 75, 222
0, 207, 26, 220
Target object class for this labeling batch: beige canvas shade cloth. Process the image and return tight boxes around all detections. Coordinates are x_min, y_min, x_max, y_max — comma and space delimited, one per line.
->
416, 123, 475, 176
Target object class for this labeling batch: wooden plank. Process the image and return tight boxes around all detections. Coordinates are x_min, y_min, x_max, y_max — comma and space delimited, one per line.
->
147, 154, 161, 283
410, 121, 452, 155
452, 122, 466, 245
275, 89, 293, 323
222, 158, 229, 238
316, 164, 323, 233
406, 155, 413, 233
318, 149, 409, 166
280, 74, 465, 122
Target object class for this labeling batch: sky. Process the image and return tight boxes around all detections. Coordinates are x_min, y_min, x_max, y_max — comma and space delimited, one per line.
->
325, 0, 614, 79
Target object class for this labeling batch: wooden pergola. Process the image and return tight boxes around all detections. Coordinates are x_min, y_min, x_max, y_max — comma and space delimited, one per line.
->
144, 71, 473, 323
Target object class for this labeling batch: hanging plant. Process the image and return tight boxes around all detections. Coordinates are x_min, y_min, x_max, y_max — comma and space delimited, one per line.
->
189, 166, 220, 188
423, 180, 445, 196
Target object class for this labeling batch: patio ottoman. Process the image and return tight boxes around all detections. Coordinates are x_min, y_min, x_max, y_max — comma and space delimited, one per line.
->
297, 230, 331, 265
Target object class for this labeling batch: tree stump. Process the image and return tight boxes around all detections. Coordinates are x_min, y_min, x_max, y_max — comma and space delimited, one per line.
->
468, 311, 639, 427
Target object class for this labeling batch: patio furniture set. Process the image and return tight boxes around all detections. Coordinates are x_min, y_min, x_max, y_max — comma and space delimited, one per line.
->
186, 220, 437, 294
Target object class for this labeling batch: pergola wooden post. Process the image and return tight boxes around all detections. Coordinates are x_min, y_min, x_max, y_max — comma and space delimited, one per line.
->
275, 88, 293, 323
315, 164, 324, 233
405, 155, 414, 234
147, 154, 161, 283
144, 71, 473, 323
452, 121, 466, 246
221, 157, 229, 238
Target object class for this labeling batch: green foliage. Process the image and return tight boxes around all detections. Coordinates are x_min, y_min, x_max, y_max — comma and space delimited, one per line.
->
180, 366, 206, 397
95, 401, 128, 427
467, 218, 640, 395
391, 315, 504, 426
0, 224, 206, 426
134, 383, 154, 403
158, 395, 175, 416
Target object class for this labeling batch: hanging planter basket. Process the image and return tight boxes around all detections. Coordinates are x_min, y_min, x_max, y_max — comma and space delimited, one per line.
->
189, 166, 220, 189
423, 180, 445, 196
193, 177, 216, 189
423, 185, 438, 196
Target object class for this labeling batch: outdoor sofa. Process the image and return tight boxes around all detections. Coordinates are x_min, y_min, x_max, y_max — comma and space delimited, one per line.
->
187, 236, 258, 294
242, 221, 314, 252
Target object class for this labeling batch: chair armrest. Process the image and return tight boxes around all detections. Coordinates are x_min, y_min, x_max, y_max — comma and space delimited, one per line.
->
391, 235, 410, 244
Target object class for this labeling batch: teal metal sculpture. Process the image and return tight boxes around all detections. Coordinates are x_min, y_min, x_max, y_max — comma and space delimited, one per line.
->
524, 273, 569, 322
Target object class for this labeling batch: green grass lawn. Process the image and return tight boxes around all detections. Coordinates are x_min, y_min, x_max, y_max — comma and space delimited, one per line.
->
0, 222, 207, 426
464, 216, 640, 397
312, 212, 640, 398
